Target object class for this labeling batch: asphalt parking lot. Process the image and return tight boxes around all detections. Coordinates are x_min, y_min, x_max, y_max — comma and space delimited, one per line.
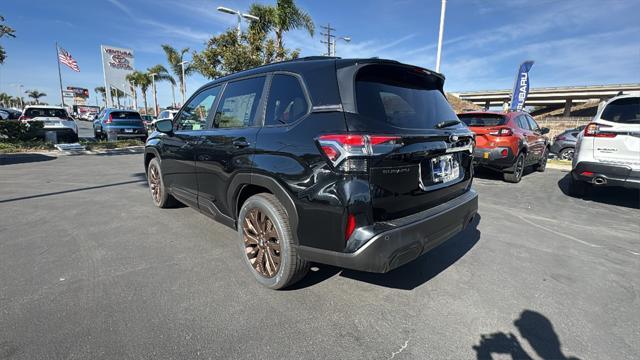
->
0, 153, 638, 359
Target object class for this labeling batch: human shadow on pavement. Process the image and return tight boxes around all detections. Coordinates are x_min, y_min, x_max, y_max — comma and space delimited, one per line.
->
473, 310, 581, 360
289, 214, 482, 290
0, 153, 56, 165
558, 173, 640, 209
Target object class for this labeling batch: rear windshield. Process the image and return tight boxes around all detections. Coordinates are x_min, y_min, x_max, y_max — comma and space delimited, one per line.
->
601, 97, 640, 124
25, 108, 69, 119
355, 65, 456, 130
110, 111, 141, 120
458, 114, 507, 127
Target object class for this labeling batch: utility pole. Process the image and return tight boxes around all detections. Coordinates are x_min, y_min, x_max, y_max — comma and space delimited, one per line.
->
320, 23, 335, 56
149, 73, 158, 116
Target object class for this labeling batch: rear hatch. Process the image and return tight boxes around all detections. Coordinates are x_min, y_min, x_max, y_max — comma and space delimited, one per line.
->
108, 111, 145, 128
590, 96, 640, 170
458, 113, 508, 148
339, 63, 474, 221
22, 107, 73, 128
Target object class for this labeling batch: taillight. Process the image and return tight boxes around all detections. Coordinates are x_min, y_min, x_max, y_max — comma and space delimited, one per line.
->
584, 122, 616, 138
18, 115, 31, 122
105, 114, 113, 124
489, 128, 513, 136
345, 213, 356, 241
317, 134, 402, 172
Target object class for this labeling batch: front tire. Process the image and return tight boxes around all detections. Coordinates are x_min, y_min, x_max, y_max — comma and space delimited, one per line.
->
238, 193, 309, 289
146, 157, 178, 208
534, 148, 549, 172
504, 153, 525, 183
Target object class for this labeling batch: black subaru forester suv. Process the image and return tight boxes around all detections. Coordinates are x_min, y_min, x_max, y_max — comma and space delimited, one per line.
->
145, 57, 478, 289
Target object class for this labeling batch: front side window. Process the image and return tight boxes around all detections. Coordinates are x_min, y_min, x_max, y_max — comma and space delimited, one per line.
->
264, 74, 308, 126
175, 86, 221, 131
526, 115, 540, 131
214, 77, 266, 129
601, 97, 640, 124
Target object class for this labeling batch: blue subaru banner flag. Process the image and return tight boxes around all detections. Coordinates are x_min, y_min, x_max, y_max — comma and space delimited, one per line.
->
509, 60, 534, 111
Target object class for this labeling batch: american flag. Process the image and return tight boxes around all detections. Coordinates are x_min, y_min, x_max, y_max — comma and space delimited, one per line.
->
58, 47, 80, 72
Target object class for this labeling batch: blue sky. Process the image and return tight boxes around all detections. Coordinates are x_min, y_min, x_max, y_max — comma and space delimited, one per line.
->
1, 0, 639, 107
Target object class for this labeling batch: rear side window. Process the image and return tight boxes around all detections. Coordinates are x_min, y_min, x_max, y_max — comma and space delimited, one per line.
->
458, 114, 506, 126
601, 97, 640, 124
526, 115, 540, 131
516, 116, 530, 130
110, 111, 141, 120
214, 77, 265, 128
355, 65, 456, 130
265, 74, 308, 126
25, 108, 69, 119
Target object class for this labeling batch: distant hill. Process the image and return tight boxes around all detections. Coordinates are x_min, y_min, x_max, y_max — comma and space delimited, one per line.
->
446, 93, 482, 113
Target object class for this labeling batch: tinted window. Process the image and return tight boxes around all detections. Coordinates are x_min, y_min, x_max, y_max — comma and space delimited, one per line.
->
214, 77, 265, 128
458, 114, 507, 126
265, 74, 308, 126
526, 115, 540, 131
355, 65, 456, 130
516, 116, 530, 130
176, 86, 221, 131
25, 108, 69, 119
0, 110, 8, 120
110, 111, 141, 120
601, 97, 640, 124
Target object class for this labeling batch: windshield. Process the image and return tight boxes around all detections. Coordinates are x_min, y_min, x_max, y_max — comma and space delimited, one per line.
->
458, 114, 507, 127
25, 108, 69, 119
355, 65, 457, 130
601, 97, 640, 124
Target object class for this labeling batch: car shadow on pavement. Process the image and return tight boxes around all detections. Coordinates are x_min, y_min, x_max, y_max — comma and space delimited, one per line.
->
557, 173, 640, 209
472, 310, 581, 360
0, 153, 56, 166
291, 214, 482, 290
473, 166, 535, 181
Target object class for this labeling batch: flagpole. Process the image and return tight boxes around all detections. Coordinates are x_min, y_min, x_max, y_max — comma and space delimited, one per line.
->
56, 42, 66, 108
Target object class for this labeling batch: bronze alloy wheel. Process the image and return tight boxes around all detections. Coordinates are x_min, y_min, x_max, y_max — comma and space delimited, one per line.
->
148, 164, 161, 204
243, 208, 281, 278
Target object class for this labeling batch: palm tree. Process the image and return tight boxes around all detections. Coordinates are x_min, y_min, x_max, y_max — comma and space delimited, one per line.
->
0, 92, 10, 107
147, 65, 174, 115
95, 86, 106, 106
135, 73, 152, 115
161, 45, 194, 106
26, 89, 46, 104
249, 0, 314, 60
0, 15, 16, 65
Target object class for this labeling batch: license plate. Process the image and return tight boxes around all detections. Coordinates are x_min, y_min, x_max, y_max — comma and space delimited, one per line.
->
431, 154, 460, 183
124, 128, 133, 133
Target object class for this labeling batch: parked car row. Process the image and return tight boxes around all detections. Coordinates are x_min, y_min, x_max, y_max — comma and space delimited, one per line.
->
17, 105, 79, 143
92, 108, 148, 141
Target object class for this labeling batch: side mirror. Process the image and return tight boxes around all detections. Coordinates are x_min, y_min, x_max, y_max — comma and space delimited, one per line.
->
540, 127, 550, 135
155, 118, 173, 133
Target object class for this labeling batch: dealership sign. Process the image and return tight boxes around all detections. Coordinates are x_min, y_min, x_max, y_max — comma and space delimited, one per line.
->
100, 45, 135, 107
66, 87, 89, 98
509, 60, 534, 112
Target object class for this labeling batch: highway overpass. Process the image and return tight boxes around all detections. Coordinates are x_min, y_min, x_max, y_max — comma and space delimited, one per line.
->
452, 83, 640, 116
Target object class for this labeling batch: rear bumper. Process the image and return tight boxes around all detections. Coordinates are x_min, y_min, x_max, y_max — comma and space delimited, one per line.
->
105, 127, 148, 138
572, 161, 640, 189
297, 189, 478, 273
472, 146, 515, 169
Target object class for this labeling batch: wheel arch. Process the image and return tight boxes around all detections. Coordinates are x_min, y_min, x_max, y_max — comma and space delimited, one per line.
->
144, 147, 160, 173
229, 173, 300, 244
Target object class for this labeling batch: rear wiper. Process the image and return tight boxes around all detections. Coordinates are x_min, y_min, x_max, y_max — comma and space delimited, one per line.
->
435, 119, 461, 129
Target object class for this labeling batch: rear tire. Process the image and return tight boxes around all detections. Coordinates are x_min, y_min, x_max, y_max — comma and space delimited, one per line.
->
146, 157, 178, 208
504, 153, 525, 183
238, 193, 309, 290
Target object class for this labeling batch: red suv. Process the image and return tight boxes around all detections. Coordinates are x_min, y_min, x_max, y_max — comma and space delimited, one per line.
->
458, 111, 550, 182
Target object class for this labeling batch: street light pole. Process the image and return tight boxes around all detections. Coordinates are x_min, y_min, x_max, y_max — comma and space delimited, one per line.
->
435, 0, 447, 73
149, 73, 158, 117
180, 61, 189, 105
217, 6, 260, 40
332, 36, 351, 56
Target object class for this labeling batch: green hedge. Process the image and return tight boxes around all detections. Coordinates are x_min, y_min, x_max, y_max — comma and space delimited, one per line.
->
0, 121, 44, 141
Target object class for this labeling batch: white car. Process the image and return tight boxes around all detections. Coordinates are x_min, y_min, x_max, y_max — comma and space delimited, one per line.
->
150, 109, 179, 128
571, 94, 640, 195
20, 105, 79, 143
